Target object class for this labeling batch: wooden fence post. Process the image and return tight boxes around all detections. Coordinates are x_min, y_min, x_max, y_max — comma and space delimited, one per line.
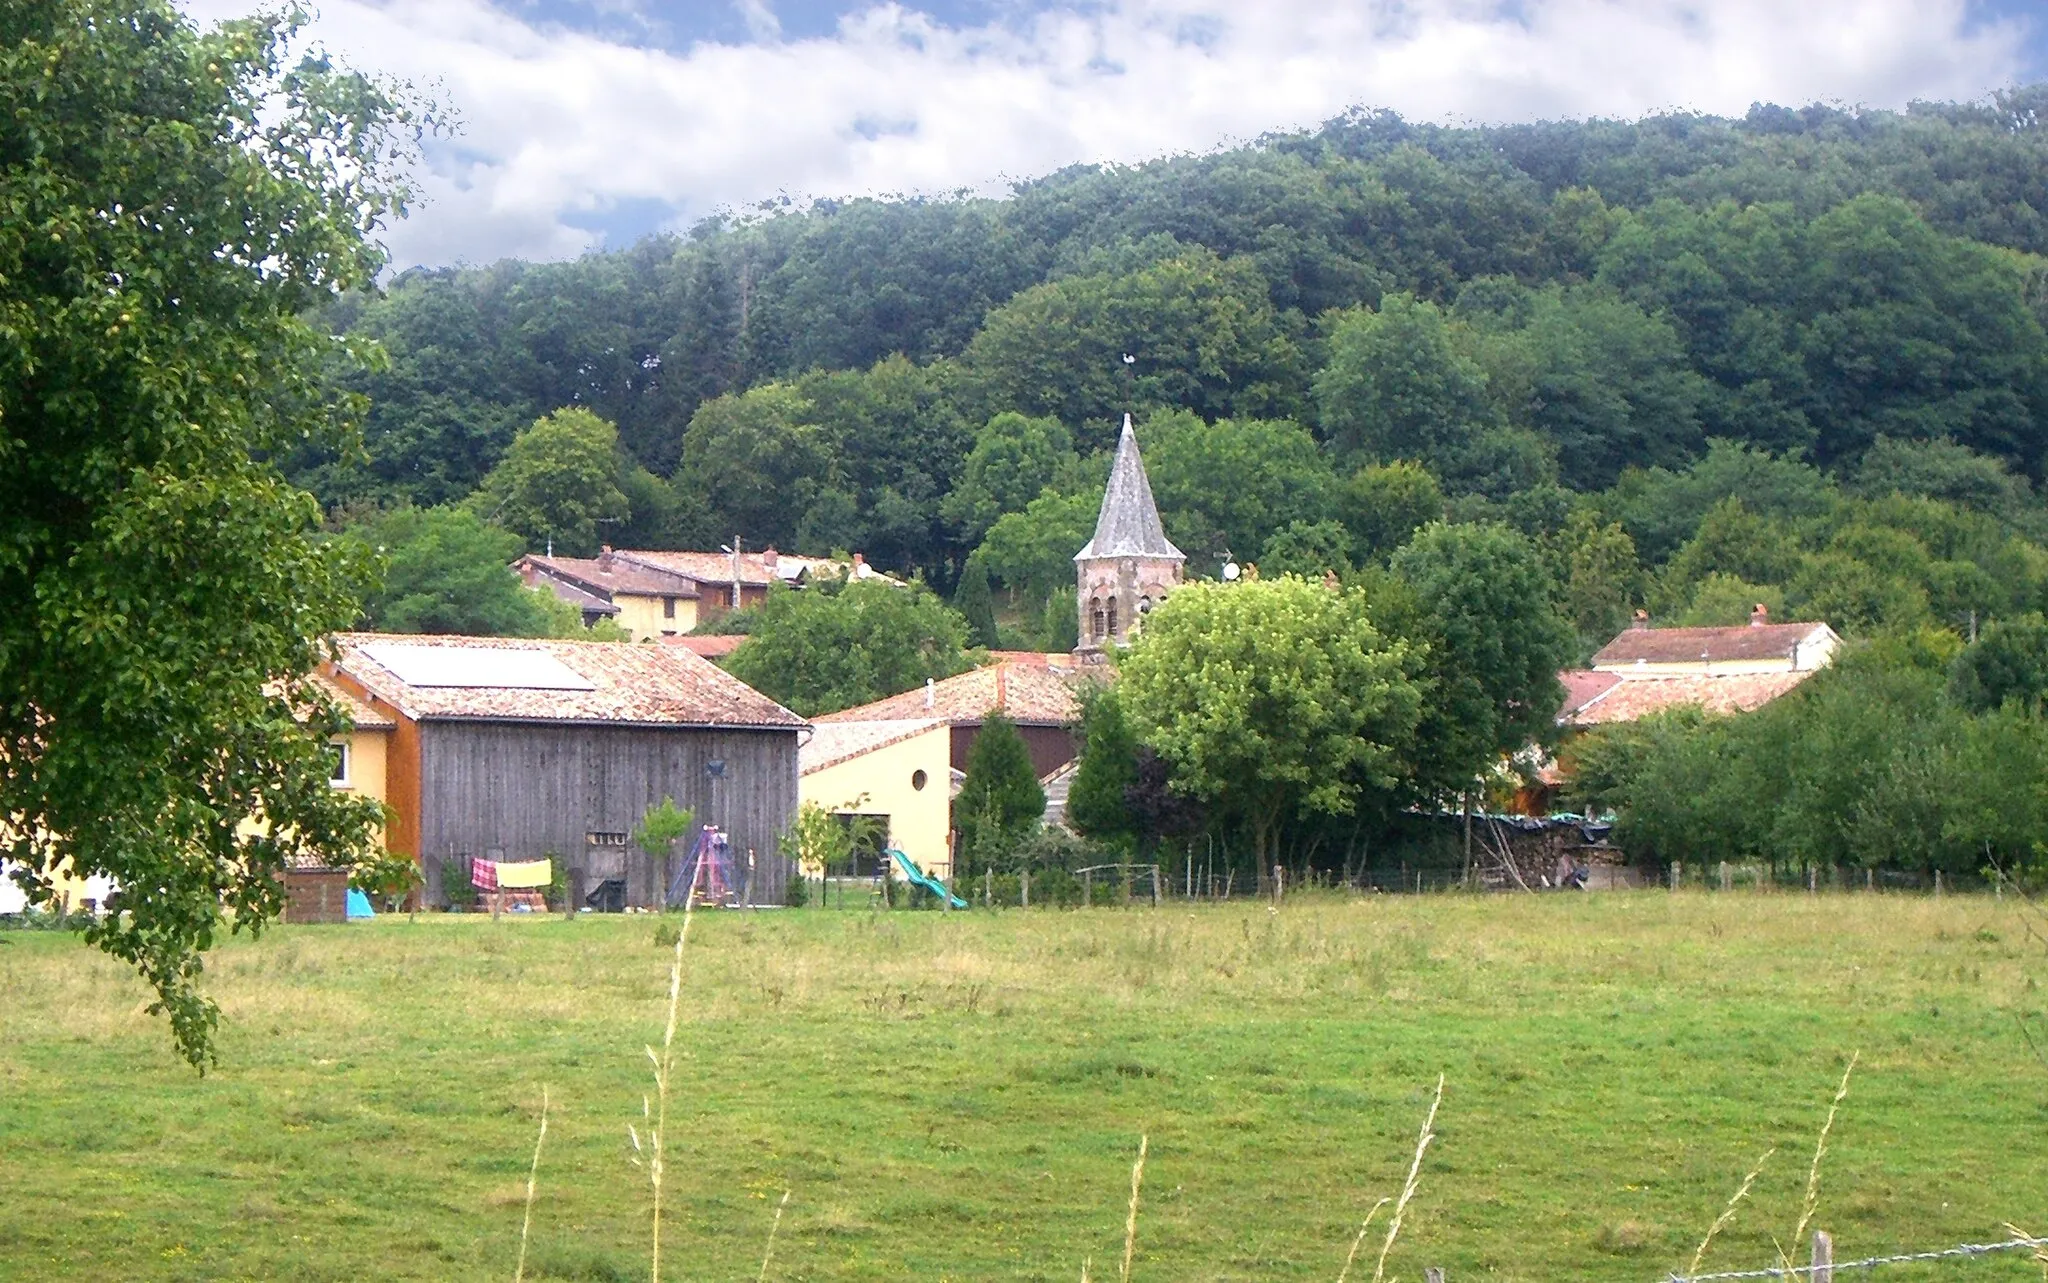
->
1021, 868, 1030, 909
1808, 866, 1817, 895
1811, 1229, 1833, 1283
1669, 861, 1681, 892
984, 867, 992, 908
566, 867, 584, 921
742, 848, 756, 910
1934, 870, 1943, 898
1082, 869, 1091, 907
1272, 864, 1284, 906
1719, 861, 1731, 892
1150, 865, 1160, 908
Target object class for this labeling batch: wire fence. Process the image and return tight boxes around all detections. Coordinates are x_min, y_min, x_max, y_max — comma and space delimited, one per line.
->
1662, 1235, 2046, 1282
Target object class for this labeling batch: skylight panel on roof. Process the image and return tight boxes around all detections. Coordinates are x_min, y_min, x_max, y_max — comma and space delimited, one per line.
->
359, 643, 597, 691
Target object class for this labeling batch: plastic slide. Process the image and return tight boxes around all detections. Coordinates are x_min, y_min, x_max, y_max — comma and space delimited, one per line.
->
345, 887, 374, 919
888, 849, 968, 908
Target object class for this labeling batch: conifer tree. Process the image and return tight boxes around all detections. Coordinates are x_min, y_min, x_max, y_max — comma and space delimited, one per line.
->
1066, 688, 1140, 851
954, 712, 1045, 872
954, 556, 1001, 649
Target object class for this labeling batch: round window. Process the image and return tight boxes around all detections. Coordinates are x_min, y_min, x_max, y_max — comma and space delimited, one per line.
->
911, 769, 929, 791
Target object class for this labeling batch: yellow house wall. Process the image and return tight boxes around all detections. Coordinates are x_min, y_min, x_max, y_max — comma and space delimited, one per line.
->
337, 728, 392, 851
800, 726, 953, 879
613, 592, 701, 641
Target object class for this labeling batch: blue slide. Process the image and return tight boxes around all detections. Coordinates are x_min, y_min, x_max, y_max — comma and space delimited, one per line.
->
889, 849, 968, 908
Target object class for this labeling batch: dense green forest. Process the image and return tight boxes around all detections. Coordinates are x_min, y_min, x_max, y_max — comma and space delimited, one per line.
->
312, 88, 2048, 658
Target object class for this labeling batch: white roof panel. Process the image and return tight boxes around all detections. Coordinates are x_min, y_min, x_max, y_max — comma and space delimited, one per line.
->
359, 643, 597, 691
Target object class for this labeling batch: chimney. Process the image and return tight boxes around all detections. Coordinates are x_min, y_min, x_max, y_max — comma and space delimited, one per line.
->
1750, 603, 1769, 627
1632, 609, 1650, 631
923, 677, 935, 710
762, 546, 778, 577
853, 552, 866, 576
597, 545, 614, 571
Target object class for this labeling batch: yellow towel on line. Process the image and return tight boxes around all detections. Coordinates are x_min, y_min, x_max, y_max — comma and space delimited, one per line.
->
495, 859, 552, 889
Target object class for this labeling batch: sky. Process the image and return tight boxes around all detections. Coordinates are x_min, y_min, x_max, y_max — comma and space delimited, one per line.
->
173, 0, 2048, 271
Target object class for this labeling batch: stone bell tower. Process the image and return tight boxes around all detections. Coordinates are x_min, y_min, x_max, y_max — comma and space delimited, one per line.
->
1074, 414, 1184, 659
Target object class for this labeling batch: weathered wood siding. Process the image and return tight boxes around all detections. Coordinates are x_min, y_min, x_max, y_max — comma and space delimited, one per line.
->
416, 721, 798, 908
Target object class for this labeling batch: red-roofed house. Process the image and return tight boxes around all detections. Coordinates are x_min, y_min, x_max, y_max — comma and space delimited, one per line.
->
1591, 607, 1840, 676
817, 662, 1089, 779
325, 633, 804, 909
518, 546, 900, 642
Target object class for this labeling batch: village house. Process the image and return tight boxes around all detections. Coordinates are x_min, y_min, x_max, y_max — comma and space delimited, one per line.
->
798, 718, 954, 878
517, 546, 899, 642
818, 661, 1086, 781
1589, 606, 1841, 677
323, 633, 804, 908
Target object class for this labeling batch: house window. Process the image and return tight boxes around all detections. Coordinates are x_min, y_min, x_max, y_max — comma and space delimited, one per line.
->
329, 741, 351, 787
911, 769, 929, 791
663, 596, 676, 619
586, 831, 629, 847
1091, 599, 1107, 641
1106, 598, 1119, 640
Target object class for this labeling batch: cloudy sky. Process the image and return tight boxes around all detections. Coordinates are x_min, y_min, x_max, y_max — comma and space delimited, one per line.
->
175, 0, 2047, 270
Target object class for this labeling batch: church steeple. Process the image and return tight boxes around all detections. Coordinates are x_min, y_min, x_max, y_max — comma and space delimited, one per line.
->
1074, 414, 1184, 656
1076, 415, 1184, 562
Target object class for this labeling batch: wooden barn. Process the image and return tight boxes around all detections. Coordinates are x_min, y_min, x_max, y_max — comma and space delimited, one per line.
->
325, 634, 804, 909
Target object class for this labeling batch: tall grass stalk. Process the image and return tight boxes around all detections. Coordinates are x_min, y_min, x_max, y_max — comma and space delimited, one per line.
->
514, 1086, 550, 1283
1371, 1074, 1444, 1283
1683, 1147, 1773, 1277
627, 898, 697, 1283
758, 1189, 790, 1282
1788, 1052, 1858, 1253
1334, 1198, 1390, 1283
1120, 1135, 1148, 1283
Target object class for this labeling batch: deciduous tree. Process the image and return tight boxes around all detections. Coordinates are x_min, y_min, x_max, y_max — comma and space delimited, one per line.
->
0, 2, 427, 1065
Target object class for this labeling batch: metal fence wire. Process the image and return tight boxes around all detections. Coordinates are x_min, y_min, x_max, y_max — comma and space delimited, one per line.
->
1664, 1235, 2047, 1281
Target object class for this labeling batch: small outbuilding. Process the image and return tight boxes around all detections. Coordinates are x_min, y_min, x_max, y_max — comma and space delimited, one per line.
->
325, 633, 804, 908
799, 718, 953, 877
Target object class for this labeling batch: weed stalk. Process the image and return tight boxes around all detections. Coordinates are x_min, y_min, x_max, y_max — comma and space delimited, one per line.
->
628, 897, 696, 1283
1372, 1073, 1444, 1283
1121, 1135, 1148, 1283
1684, 1147, 1773, 1277
515, 1085, 550, 1283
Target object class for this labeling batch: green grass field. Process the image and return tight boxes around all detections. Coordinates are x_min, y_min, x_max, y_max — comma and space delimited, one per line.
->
1, 891, 2043, 1282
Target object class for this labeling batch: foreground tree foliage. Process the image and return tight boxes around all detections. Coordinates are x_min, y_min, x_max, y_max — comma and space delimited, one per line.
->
0, 2, 427, 1065
723, 579, 973, 717
1117, 578, 1424, 876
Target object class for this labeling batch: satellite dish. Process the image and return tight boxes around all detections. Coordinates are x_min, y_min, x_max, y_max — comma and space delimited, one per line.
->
1222, 562, 1241, 582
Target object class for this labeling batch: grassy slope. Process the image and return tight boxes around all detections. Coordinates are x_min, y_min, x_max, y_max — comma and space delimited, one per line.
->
0, 893, 2042, 1282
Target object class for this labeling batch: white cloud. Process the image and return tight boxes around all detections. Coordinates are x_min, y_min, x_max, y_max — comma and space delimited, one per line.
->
176, 0, 2031, 268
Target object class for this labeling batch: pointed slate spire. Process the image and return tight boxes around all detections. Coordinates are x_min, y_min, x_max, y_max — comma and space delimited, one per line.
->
1075, 415, 1184, 562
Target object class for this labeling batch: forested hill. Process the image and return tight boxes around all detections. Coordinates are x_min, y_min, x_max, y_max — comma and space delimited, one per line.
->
312, 88, 2048, 652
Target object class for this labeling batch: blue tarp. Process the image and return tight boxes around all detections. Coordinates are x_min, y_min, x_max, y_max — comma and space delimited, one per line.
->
345, 887, 374, 919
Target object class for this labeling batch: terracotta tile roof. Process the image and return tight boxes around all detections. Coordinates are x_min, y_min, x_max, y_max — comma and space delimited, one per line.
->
1563, 670, 1817, 727
621, 549, 901, 588
815, 662, 1084, 726
1557, 670, 1623, 721
518, 554, 699, 601
329, 633, 804, 730
310, 672, 396, 730
1592, 622, 1831, 667
985, 650, 1079, 669
799, 719, 944, 775
661, 634, 746, 659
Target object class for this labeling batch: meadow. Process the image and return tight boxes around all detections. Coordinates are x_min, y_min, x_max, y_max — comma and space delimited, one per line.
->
0, 890, 2043, 1282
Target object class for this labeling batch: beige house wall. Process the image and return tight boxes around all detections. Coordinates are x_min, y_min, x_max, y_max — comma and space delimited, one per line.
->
800, 724, 952, 879
612, 593, 701, 641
